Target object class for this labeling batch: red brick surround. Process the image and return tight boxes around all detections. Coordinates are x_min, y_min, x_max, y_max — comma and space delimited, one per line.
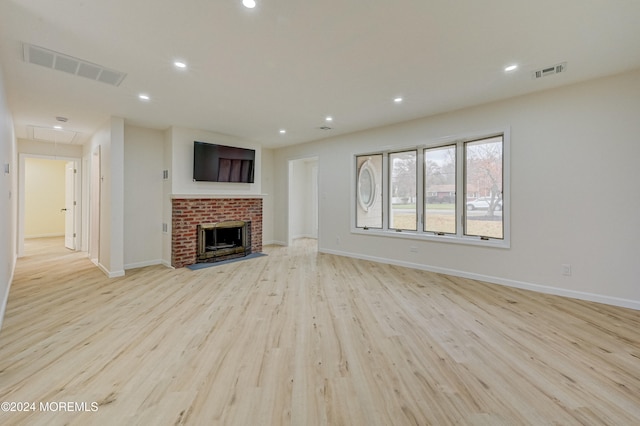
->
172, 198, 263, 268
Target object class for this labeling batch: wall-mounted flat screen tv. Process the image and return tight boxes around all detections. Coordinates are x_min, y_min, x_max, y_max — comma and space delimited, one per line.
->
193, 141, 255, 183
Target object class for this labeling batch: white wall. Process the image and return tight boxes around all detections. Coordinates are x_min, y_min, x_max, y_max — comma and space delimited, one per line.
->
123, 125, 163, 269
169, 126, 262, 196
261, 148, 275, 245
86, 117, 125, 278
289, 158, 318, 241
273, 69, 640, 309
0, 65, 17, 331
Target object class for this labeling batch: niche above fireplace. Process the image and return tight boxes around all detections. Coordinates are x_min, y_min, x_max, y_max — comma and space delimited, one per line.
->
197, 220, 251, 263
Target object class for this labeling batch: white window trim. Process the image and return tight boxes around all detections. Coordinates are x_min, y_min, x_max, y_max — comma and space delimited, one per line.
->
351, 127, 510, 249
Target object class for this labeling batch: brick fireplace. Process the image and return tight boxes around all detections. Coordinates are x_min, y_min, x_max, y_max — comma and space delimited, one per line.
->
171, 196, 263, 268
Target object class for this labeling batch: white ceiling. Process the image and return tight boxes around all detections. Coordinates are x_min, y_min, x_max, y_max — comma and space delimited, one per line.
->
1, 0, 639, 148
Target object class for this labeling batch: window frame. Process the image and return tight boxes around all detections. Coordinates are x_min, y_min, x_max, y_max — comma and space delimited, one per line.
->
352, 128, 510, 249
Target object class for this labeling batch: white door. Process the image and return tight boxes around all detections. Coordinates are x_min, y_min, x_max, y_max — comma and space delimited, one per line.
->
64, 161, 76, 250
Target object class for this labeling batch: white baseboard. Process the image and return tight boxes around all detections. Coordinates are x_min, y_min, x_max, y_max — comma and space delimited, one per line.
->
94, 261, 125, 278
319, 248, 640, 311
25, 233, 65, 239
265, 240, 287, 246
0, 255, 17, 333
124, 259, 163, 270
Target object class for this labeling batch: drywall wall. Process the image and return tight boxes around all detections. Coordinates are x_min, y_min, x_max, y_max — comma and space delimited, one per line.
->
0, 65, 17, 331
123, 125, 163, 269
23, 158, 66, 238
273, 69, 640, 309
168, 126, 262, 196
261, 148, 275, 245
86, 117, 124, 277
289, 158, 318, 241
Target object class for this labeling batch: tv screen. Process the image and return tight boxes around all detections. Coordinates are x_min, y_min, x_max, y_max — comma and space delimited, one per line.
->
193, 141, 255, 183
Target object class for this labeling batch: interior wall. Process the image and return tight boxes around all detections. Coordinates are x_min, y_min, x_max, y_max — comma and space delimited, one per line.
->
273, 69, 640, 309
168, 126, 262, 196
0, 65, 17, 331
289, 158, 318, 241
87, 117, 125, 278
261, 148, 275, 245
23, 158, 66, 238
123, 125, 163, 269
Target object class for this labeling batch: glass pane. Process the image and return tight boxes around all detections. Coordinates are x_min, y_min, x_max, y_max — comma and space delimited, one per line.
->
356, 154, 383, 228
464, 136, 503, 239
389, 150, 417, 231
424, 145, 456, 234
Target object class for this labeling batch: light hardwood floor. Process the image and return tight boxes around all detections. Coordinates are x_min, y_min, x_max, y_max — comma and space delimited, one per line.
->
1, 237, 639, 425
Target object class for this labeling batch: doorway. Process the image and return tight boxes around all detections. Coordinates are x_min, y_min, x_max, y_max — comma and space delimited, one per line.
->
18, 154, 82, 256
287, 157, 319, 246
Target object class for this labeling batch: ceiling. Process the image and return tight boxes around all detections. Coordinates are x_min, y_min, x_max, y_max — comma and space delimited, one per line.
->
1, 0, 639, 148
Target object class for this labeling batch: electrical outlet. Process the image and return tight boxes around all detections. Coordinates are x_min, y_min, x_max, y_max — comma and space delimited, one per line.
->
336, 237, 340, 245
562, 264, 572, 276
410, 246, 418, 253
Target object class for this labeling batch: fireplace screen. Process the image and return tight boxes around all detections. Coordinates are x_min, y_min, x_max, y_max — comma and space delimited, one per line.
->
197, 221, 251, 262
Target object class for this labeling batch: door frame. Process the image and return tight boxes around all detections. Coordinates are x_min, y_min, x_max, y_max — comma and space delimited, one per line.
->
18, 153, 82, 257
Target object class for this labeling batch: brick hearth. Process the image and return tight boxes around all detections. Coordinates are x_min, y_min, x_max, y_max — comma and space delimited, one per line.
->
172, 197, 262, 268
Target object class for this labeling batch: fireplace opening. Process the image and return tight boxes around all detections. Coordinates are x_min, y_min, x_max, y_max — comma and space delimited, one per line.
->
197, 221, 251, 263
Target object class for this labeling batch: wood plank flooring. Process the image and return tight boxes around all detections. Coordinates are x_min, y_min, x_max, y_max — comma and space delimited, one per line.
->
1, 237, 639, 425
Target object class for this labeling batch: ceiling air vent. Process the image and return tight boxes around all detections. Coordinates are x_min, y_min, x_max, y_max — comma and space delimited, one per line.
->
532, 62, 567, 80
23, 43, 127, 87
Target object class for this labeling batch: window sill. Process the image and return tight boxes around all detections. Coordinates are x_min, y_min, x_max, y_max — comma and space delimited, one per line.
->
351, 227, 510, 249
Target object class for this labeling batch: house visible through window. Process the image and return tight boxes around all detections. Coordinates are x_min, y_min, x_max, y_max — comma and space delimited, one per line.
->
354, 132, 508, 247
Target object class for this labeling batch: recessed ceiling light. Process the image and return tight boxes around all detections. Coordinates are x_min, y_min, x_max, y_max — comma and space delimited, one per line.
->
504, 64, 518, 72
394, 97, 403, 103
325, 116, 333, 122
139, 94, 150, 101
174, 61, 187, 69
242, 0, 256, 8
279, 129, 286, 134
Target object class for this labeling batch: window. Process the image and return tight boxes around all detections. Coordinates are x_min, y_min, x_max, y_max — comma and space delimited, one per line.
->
356, 154, 383, 229
389, 150, 417, 231
464, 136, 503, 239
424, 145, 456, 234
354, 131, 509, 247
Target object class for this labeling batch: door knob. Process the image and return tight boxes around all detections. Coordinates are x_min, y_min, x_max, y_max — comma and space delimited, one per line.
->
61, 208, 67, 212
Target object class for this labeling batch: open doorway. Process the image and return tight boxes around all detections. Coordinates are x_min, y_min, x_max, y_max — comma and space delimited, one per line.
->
18, 155, 82, 256
288, 156, 319, 247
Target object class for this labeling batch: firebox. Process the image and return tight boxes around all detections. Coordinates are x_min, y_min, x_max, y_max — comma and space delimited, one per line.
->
197, 221, 251, 263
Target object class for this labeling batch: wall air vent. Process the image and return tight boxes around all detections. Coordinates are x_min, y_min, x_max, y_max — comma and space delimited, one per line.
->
532, 62, 567, 80
23, 43, 127, 87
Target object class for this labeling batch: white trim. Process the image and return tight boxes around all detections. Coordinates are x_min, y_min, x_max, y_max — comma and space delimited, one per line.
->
319, 248, 640, 311
124, 259, 164, 270
25, 233, 65, 239
351, 227, 510, 248
0, 255, 17, 332
95, 261, 125, 278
